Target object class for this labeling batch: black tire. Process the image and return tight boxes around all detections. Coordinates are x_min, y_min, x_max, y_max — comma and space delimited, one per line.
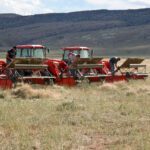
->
6, 69, 19, 84
126, 72, 131, 78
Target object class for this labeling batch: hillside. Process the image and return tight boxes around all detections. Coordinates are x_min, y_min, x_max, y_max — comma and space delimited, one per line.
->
0, 9, 150, 56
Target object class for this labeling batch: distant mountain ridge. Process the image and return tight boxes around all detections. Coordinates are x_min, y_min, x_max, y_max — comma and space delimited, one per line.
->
0, 8, 150, 56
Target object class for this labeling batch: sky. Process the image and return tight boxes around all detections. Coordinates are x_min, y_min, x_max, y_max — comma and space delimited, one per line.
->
0, 0, 150, 15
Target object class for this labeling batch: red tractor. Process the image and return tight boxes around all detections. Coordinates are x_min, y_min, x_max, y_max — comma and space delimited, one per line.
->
61, 46, 105, 82
0, 45, 71, 88
61, 46, 148, 82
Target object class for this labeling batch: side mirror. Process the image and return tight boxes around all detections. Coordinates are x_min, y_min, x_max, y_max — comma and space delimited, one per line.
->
62, 53, 65, 60
91, 50, 94, 58
47, 48, 50, 53
45, 48, 50, 58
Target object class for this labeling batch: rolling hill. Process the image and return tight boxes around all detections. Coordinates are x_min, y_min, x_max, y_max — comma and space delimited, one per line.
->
0, 8, 150, 56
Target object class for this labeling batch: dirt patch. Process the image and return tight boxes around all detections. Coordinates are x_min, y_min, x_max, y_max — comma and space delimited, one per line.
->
76, 133, 114, 150
86, 135, 107, 150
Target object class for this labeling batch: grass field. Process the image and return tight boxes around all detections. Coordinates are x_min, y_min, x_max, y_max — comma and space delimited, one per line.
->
0, 59, 149, 150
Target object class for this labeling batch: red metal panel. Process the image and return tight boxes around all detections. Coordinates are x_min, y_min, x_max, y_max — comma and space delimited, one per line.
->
129, 74, 147, 80
105, 75, 127, 83
56, 77, 76, 86
0, 79, 12, 89
88, 77, 102, 82
61, 47, 91, 51
16, 45, 46, 49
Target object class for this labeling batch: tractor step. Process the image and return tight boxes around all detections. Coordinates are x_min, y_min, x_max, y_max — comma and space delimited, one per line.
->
15, 64, 48, 69
83, 74, 110, 78
77, 64, 103, 69
18, 76, 55, 79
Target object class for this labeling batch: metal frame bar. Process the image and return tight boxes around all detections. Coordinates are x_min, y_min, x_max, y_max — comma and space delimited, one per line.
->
15, 64, 48, 70
129, 64, 147, 73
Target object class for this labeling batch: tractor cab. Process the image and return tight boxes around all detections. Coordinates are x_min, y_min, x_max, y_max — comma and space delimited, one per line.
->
62, 46, 93, 62
11, 45, 50, 65
8, 45, 49, 69
16, 45, 47, 59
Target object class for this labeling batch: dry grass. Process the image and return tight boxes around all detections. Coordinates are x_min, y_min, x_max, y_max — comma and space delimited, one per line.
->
0, 60, 150, 150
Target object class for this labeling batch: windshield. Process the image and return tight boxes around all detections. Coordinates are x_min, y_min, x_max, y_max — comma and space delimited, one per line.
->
80, 50, 90, 58
16, 48, 45, 58
63, 50, 90, 59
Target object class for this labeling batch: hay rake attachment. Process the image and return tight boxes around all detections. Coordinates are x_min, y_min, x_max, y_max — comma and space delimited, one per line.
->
119, 58, 148, 80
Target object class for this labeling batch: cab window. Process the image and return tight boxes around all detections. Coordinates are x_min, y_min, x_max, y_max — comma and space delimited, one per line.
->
63, 50, 80, 59
33, 49, 44, 58
63, 49, 90, 59
16, 48, 45, 58
16, 48, 21, 57
80, 50, 89, 58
